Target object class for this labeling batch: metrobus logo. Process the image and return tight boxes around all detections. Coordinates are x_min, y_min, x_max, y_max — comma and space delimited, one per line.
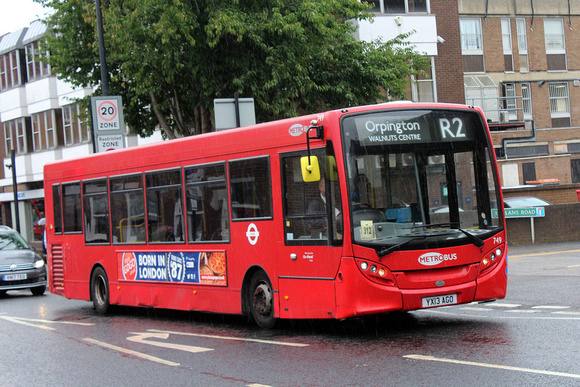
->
288, 123, 306, 137
418, 252, 458, 266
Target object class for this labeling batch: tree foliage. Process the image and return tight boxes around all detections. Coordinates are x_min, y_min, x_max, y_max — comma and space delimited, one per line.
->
38, 0, 429, 139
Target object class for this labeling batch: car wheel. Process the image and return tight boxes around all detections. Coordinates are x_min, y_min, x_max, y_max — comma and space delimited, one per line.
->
31, 285, 46, 296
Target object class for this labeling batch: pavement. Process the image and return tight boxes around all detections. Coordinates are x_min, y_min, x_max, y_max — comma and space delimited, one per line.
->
507, 240, 580, 255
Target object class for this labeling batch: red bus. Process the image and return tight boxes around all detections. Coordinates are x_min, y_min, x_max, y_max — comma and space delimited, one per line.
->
44, 102, 507, 328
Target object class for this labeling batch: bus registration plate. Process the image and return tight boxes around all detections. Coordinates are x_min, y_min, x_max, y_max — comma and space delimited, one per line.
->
422, 293, 457, 308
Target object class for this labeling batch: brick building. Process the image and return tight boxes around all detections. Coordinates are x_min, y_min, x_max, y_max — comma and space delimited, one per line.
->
458, 0, 580, 196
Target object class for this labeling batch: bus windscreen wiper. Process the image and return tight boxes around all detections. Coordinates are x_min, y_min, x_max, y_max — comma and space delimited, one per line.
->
409, 222, 484, 248
378, 235, 427, 259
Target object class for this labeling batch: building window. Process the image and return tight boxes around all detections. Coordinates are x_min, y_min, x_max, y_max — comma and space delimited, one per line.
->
32, 110, 60, 151
571, 159, 580, 183
516, 18, 529, 72
522, 162, 536, 184
501, 18, 513, 72
544, 18, 566, 71
501, 83, 517, 120
25, 41, 50, 81
2, 118, 29, 155
412, 57, 436, 102
506, 144, 549, 158
460, 18, 484, 72
549, 82, 571, 127
0, 51, 23, 91
521, 82, 532, 119
62, 104, 89, 145
367, 0, 428, 14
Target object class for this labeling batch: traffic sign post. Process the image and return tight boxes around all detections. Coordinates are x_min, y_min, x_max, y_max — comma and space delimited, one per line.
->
91, 96, 126, 152
492, 207, 545, 244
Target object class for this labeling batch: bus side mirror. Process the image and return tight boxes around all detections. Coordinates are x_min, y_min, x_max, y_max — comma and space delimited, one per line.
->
300, 156, 321, 182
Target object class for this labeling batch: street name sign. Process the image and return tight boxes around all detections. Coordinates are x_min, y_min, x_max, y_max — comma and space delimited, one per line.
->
492, 207, 545, 219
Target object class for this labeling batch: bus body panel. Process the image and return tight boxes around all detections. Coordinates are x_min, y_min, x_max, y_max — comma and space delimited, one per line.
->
278, 278, 337, 319
334, 257, 403, 318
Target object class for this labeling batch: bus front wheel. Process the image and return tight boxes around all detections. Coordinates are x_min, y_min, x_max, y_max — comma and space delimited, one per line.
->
91, 267, 110, 314
248, 271, 275, 329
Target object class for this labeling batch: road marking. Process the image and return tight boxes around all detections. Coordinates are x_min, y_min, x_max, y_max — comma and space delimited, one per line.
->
147, 329, 310, 347
532, 305, 570, 310
510, 248, 580, 258
127, 331, 213, 354
488, 303, 521, 308
568, 264, 580, 268
0, 315, 56, 331
552, 311, 580, 316
404, 354, 580, 379
13, 316, 95, 326
458, 307, 494, 311
83, 338, 180, 367
416, 309, 580, 320
505, 309, 541, 314
0, 315, 95, 330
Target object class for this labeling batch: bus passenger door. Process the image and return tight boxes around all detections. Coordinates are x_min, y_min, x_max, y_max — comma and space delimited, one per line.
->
277, 150, 343, 319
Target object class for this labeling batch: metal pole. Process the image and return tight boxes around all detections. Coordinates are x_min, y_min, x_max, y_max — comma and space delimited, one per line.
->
95, 0, 109, 96
234, 91, 241, 128
11, 150, 20, 233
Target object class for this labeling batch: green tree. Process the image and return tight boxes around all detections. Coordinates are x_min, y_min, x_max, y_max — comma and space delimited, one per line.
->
38, 0, 429, 139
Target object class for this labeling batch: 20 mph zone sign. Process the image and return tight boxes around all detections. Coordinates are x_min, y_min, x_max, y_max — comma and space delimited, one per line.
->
91, 96, 126, 152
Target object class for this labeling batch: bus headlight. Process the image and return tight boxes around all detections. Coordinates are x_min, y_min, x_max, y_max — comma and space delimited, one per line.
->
355, 259, 396, 287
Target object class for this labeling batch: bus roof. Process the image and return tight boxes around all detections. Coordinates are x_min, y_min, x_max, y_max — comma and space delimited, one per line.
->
43, 102, 482, 182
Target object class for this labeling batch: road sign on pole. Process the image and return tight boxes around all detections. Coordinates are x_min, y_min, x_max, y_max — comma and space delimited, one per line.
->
492, 207, 545, 244
91, 96, 126, 152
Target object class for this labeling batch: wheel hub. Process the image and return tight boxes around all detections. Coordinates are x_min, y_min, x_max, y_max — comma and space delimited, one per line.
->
253, 283, 272, 316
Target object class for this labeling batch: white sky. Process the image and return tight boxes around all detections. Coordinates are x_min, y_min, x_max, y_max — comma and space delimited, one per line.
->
0, 0, 52, 36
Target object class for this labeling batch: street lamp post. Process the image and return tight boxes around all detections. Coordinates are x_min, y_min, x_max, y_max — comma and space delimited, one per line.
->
6, 149, 20, 233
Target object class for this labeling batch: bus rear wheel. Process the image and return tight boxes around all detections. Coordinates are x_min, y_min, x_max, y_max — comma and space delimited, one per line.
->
248, 271, 275, 329
91, 267, 110, 314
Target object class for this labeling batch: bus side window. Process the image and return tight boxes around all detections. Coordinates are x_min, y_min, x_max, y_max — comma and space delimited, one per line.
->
62, 182, 82, 233
145, 169, 184, 243
110, 174, 146, 244
185, 163, 230, 242
282, 150, 342, 243
83, 179, 110, 244
52, 184, 63, 234
229, 157, 272, 220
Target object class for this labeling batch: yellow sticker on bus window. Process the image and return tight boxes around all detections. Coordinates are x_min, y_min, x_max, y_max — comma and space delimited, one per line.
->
360, 220, 376, 240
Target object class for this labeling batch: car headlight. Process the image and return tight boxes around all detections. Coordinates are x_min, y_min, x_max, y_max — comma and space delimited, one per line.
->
34, 258, 45, 269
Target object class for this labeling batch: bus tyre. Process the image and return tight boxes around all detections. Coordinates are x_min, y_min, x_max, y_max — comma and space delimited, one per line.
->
248, 271, 275, 329
91, 267, 110, 315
